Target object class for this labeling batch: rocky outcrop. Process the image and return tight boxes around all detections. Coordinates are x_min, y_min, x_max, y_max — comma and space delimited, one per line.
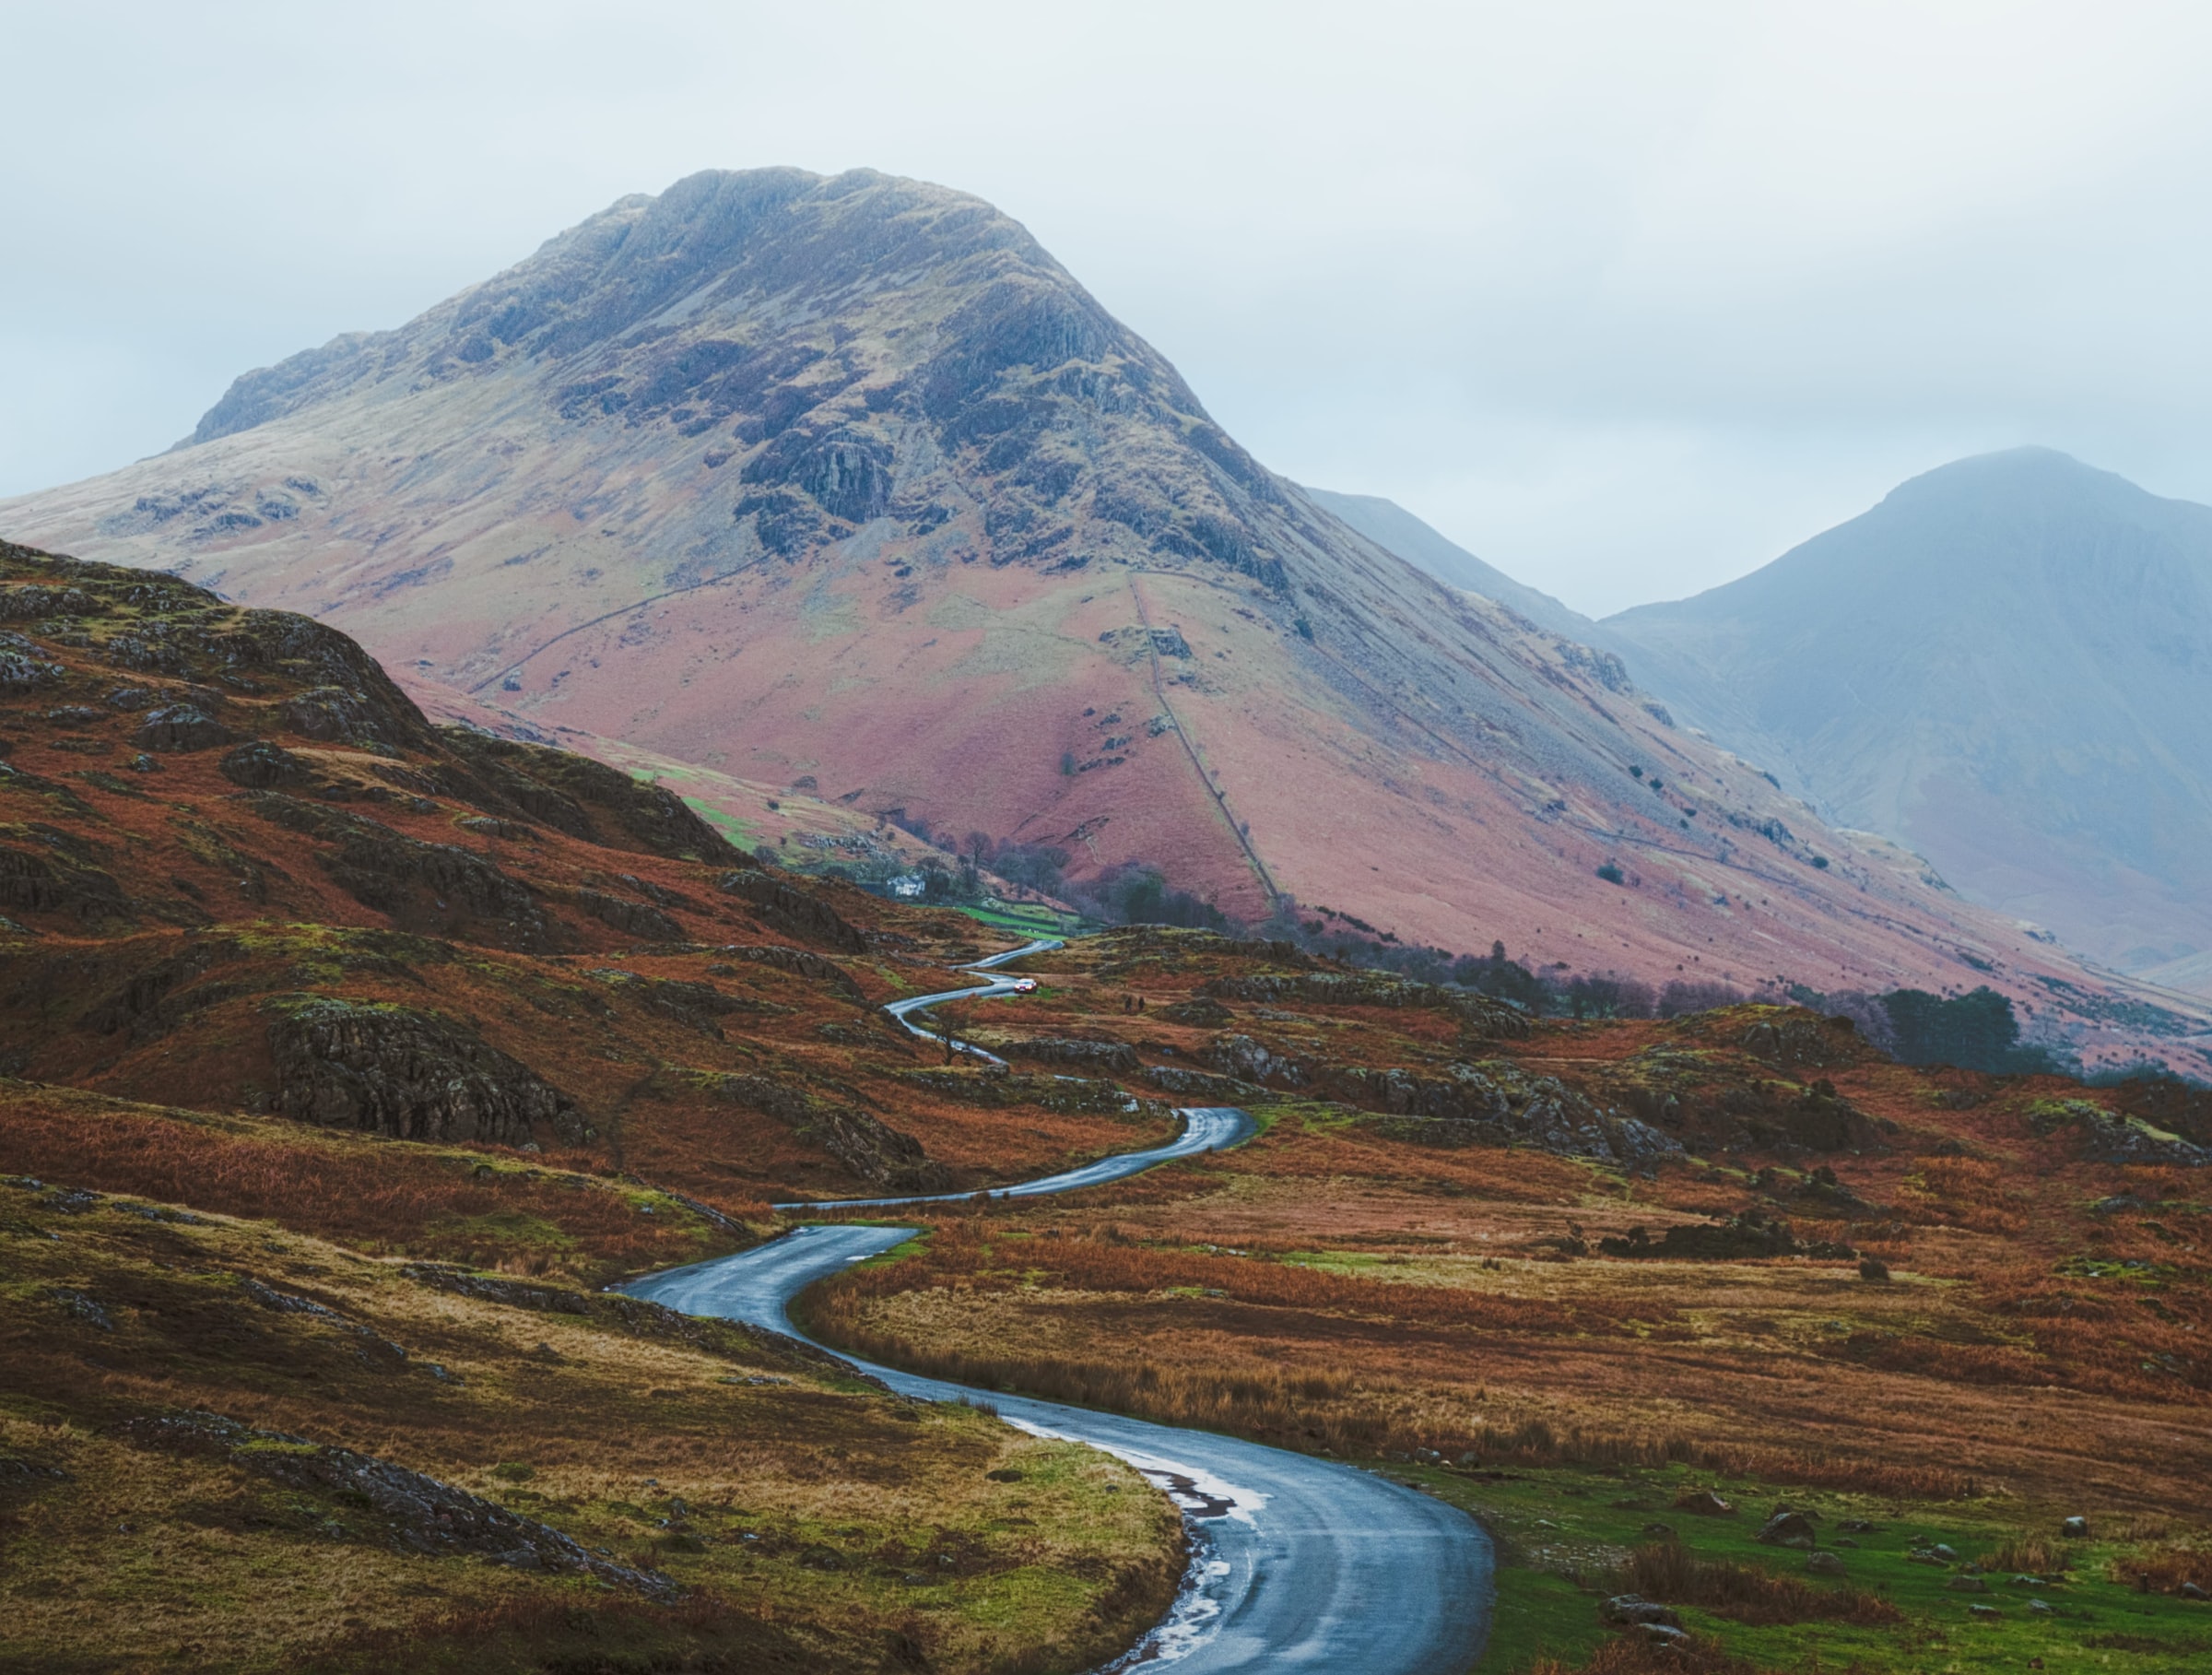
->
246, 792, 563, 950
1735, 1011, 1865, 1070
267, 997, 586, 1146
1206, 1032, 1308, 1087
218, 739, 313, 789
0, 844, 128, 925
719, 942, 865, 998
1202, 972, 1530, 1040
132, 704, 234, 752
1143, 1064, 1262, 1102
118, 1410, 672, 1594
2026, 1100, 2210, 1167
1599, 1209, 1854, 1261
708, 1073, 947, 1191
572, 888, 685, 942
1000, 1035, 1140, 1073
438, 727, 738, 863
590, 970, 762, 1037
1347, 1059, 1684, 1166
716, 869, 867, 952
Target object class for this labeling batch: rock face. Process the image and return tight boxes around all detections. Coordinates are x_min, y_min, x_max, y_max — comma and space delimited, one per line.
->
716, 870, 867, 953
0, 178, 2158, 1048
1345, 1060, 1684, 1166
267, 998, 586, 1146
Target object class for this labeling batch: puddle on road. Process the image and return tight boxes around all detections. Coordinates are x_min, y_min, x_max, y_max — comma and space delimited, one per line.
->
1143, 1468, 1236, 1521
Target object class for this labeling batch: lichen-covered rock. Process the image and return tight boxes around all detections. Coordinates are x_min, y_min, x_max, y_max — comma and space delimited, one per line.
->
0, 844, 129, 926
572, 888, 685, 942
268, 998, 586, 1146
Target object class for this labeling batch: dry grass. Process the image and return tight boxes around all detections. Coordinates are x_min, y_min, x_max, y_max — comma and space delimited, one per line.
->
0, 1086, 753, 1281
1618, 1541, 1900, 1626
0, 1184, 1184, 1675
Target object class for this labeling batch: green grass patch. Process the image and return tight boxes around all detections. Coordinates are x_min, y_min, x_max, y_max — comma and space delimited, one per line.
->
1394, 1459, 2212, 1673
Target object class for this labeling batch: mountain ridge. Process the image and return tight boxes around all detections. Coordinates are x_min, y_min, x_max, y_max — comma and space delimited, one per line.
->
7, 168, 2205, 1067
1598, 446, 2212, 990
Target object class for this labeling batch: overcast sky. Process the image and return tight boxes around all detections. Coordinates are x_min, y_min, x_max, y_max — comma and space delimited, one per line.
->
6, 0, 2211, 616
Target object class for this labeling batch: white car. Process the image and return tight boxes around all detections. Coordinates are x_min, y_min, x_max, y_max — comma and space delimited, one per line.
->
1010, 977, 1039, 993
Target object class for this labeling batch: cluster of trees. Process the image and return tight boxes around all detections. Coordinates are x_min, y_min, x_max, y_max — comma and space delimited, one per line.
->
1786, 982, 2062, 1074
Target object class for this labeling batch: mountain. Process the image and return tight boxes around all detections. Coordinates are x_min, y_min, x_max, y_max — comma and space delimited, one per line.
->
1303, 487, 1596, 642
5, 171, 2202, 1064
1601, 448, 2212, 994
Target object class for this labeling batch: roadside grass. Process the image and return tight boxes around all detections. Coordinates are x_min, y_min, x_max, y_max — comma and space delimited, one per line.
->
1407, 1458, 2212, 1673
0, 1084, 751, 1285
0, 1181, 1184, 1675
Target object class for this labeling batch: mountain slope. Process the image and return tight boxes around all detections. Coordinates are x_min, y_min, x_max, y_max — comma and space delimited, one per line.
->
1303, 486, 1596, 642
1602, 448, 2212, 991
4, 171, 2202, 1063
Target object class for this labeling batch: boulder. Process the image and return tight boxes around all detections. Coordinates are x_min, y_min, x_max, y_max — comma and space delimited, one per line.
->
1674, 1489, 1735, 1517
1947, 1575, 1991, 1593
1600, 1596, 1682, 1629
1757, 1510, 1819, 1549
2061, 1516, 2090, 1539
133, 704, 234, 752
1806, 1551, 1847, 1575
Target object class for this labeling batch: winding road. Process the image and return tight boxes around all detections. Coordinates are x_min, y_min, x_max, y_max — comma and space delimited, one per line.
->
622, 939, 1495, 1672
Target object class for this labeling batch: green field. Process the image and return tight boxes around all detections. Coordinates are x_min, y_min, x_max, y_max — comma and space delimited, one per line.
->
1392, 1460, 2210, 1673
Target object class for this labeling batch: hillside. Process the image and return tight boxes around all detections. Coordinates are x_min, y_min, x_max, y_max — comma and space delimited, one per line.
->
1602, 449, 2212, 996
1304, 486, 1596, 642
4, 171, 2206, 1070
3, 539, 2206, 1671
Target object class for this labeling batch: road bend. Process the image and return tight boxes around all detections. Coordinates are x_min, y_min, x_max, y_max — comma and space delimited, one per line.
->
624, 941, 1495, 1671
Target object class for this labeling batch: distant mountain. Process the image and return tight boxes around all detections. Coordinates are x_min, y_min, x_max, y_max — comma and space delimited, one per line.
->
6, 172, 2196, 1061
1603, 448, 2212, 993
1303, 489, 1596, 642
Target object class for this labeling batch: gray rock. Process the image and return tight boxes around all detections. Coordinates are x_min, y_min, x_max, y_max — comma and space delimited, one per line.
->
2061, 1516, 2090, 1539
1757, 1510, 1820, 1548
1806, 1551, 1847, 1575
1601, 1596, 1682, 1629
268, 997, 585, 1148
133, 704, 234, 752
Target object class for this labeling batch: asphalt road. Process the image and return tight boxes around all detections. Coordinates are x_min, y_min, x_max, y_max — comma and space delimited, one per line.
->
624, 1096, 1495, 1669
